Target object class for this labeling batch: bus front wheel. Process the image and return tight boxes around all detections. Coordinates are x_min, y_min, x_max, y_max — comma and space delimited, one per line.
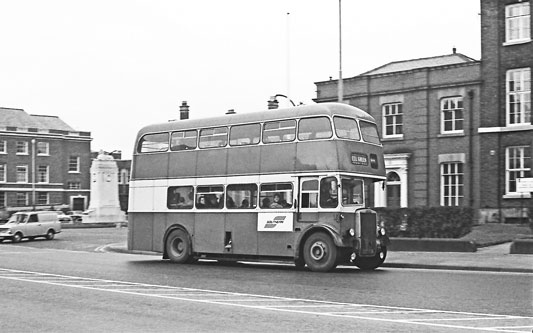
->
165, 229, 192, 264
303, 232, 338, 272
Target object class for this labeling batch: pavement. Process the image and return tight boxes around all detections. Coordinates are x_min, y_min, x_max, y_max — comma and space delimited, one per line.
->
106, 241, 533, 273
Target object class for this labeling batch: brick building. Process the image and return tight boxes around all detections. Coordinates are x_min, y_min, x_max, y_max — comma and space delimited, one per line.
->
479, 0, 532, 223
315, 52, 481, 212
0, 107, 92, 213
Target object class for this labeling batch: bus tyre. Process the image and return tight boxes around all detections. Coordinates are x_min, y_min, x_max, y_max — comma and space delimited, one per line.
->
165, 229, 192, 264
354, 247, 387, 271
303, 232, 338, 272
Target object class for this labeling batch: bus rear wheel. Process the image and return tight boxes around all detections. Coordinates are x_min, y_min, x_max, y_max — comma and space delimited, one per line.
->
165, 229, 192, 264
354, 247, 387, 270
303, 232, 338, 272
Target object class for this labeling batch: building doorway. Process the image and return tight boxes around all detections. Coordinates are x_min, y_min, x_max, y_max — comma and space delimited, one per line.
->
71, 196, 86, 211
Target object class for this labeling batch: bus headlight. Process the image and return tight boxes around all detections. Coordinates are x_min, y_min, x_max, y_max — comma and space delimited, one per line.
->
349, 228, 355, 237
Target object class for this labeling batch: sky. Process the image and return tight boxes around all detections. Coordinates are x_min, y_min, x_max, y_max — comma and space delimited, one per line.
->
0, 0, 481, 159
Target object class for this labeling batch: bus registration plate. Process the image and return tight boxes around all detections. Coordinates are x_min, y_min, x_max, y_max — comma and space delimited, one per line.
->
258, 213, 294, 232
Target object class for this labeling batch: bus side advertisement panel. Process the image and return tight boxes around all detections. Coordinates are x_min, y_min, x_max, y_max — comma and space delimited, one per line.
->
257, 213, 294, 232
133, 154, 169, 179
260, 144, 296, 174
295, 141, 339, 171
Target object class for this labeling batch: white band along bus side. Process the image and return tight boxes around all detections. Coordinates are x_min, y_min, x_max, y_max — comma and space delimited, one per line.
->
128, 103, 389, 272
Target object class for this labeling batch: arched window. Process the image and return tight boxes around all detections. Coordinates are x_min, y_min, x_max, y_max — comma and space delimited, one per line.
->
387, 172, 400, 182
386, 172, 401, 208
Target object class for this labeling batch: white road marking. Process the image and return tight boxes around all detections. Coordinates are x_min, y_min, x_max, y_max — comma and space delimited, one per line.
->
0, 268, 532, 332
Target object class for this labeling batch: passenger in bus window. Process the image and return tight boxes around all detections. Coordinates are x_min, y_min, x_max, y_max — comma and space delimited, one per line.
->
207, 195, 218, 208
168, 188, 181, 208
320, 178, 338, 208
262, 197, 271, 208
240, 199, 249, 208
196, 196, 206, 209
270, 193, 284, 208
226, 196, 236, 208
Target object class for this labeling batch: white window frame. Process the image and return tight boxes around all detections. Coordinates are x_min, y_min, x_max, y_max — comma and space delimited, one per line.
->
506, 146, 532, 194
37, 165, 49, 183
440, 96, 464, 134
69, 156, 80, 173
506, 68, 531, 126
505, 2, 531, 44
382, 103, 403, 139
68, 181, 81, 189
0, 163, 5, 183
16, 192, 28, 206
37, 192, 49, 205
0, 140, 6, 154
37, 141, 49, 156
440, 162, 464, 206
16, 141, 28, 155
16, 165, 28, 183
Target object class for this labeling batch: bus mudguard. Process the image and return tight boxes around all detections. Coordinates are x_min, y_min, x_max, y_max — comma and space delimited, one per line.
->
296, 224, 345, 257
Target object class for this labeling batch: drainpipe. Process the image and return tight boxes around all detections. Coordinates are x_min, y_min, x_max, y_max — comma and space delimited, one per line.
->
468, 90, 475, 208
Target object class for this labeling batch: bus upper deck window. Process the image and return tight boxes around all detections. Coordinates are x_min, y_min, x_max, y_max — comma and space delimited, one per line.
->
359, 121, 381, 145
230, 123, 261, 146
171, 130, 197, 151
137, 133, 169, 153
298, 117, 332, 141
263, 120, 296, 143
334, 116, 361, 140
199, 127, 228, 149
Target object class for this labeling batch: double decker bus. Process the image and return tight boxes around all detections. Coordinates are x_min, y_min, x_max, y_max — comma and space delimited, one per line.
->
128, 102, 389, 272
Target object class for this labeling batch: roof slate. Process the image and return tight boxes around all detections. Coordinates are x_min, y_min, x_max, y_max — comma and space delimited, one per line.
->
0, 107, 76, 131
360, 53, 477, 76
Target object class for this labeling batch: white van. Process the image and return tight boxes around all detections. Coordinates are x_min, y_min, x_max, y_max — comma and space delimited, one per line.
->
0, 211, 62, 243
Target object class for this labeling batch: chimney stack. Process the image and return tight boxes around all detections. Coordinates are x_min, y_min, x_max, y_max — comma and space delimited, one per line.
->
267, 96, 279, 110
452, 47, 457, 54
179, 101, 190, 120
226, 109, 236, 115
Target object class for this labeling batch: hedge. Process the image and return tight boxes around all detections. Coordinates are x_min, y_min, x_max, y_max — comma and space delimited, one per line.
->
373, 206, 474, 239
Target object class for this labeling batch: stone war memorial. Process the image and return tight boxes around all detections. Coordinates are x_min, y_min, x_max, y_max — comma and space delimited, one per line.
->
84, 151, 126, 224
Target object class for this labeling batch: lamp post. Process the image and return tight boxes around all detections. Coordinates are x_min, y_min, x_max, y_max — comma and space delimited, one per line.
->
338, 0, 343, 103
274, 94, 296, 106
31, 139, 36, 211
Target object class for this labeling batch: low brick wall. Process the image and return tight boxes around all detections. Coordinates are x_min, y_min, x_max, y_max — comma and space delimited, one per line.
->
389, 238, 477, 252
510, 239, 533, 254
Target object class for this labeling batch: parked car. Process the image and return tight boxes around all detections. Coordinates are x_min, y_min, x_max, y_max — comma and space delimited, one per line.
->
0, 211, 62, 243
58, 214, 74, 224
66, 211, 85, 222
